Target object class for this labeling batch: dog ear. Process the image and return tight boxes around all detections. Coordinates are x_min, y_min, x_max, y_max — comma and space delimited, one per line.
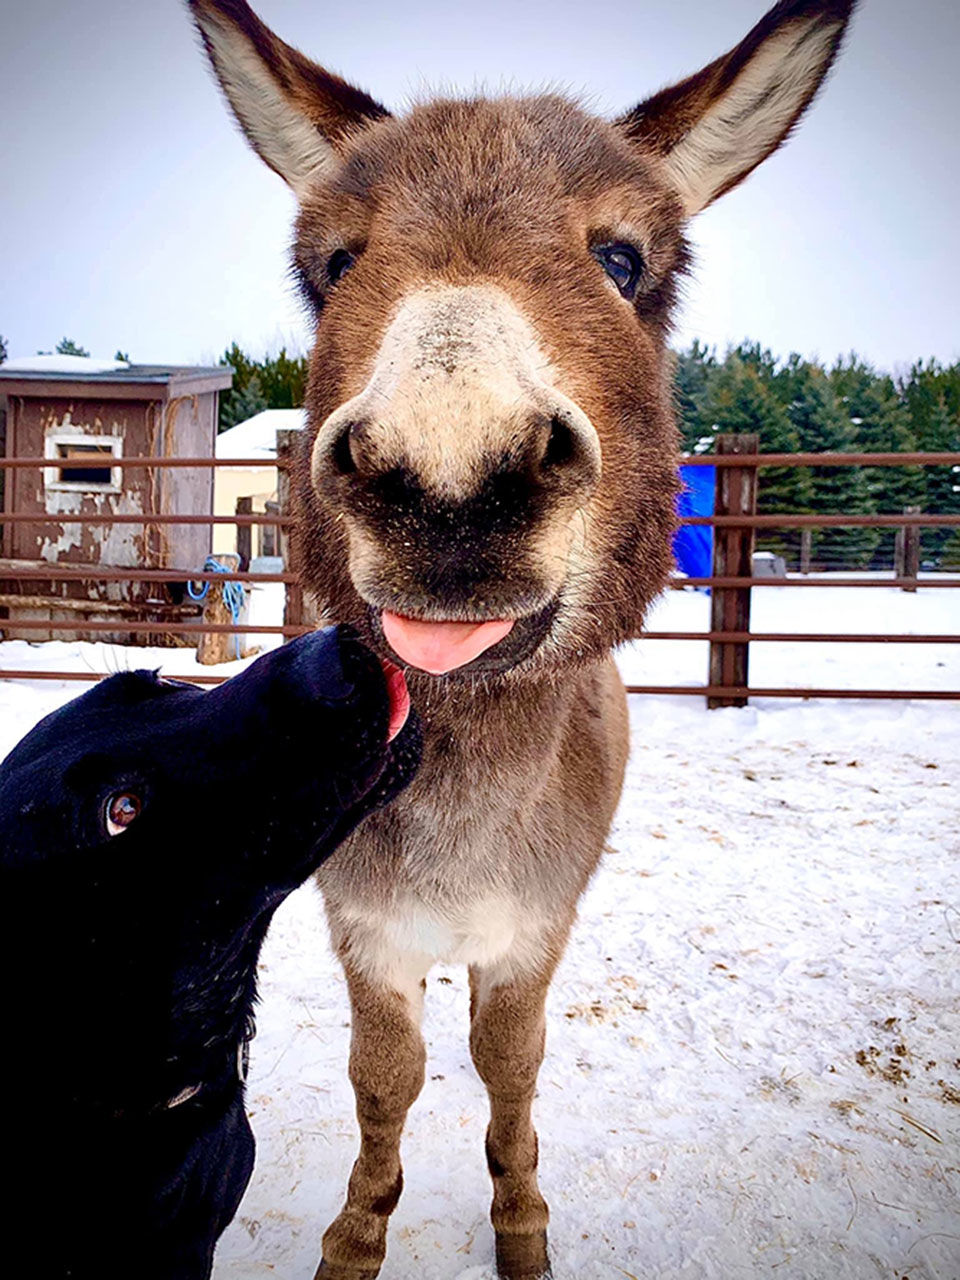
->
617, 0, 856, 216
189, 0, 389, 198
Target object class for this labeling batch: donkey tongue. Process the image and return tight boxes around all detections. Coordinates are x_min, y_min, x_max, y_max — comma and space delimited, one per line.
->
381, 611, 515, 675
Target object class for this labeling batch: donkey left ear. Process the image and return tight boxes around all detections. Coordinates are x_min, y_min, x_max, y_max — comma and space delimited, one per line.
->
617, 0, 856, 216
189, 0, 389, 199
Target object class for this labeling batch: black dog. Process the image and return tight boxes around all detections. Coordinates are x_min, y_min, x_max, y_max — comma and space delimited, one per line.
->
0, 627, 419, 1279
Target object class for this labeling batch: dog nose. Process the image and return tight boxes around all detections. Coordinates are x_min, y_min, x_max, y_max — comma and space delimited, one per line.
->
212, 627, 356, 715
275, 628, 356, 704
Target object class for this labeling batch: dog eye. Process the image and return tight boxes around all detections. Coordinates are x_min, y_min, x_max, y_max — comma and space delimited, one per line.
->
327, 248, 355, 284
105, 792, 142, 837
592, 242, 644, 300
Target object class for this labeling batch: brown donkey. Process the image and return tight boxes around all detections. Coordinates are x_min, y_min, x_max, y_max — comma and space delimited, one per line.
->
189, 2, 856, 1275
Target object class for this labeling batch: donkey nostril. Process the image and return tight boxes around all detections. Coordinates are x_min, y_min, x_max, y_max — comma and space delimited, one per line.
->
541, 416, 576, 471
330, 421, 362, 476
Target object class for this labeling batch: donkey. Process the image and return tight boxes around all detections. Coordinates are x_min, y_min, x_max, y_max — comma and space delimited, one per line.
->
190, 2, 856, 1275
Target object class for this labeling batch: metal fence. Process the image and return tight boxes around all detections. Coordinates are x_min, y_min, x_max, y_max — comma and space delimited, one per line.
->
1, 436, 958, 702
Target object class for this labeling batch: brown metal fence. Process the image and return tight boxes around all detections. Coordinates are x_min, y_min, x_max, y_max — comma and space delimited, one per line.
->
1, 435, 958, 702
629, 436, 960, 705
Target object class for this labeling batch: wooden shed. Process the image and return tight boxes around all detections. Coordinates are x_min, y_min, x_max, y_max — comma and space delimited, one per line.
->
0, 356, 232, 641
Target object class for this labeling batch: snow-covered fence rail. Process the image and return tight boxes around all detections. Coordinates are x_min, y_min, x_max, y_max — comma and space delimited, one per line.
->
631, 435, 960, 706
1, 440, 958, 702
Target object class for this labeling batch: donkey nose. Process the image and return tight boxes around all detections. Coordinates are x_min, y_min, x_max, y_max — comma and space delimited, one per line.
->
321, 400, 601, 499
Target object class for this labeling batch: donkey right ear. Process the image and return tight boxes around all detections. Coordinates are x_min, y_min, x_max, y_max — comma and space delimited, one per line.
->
189, 0, 389, 199
617, 0, 856, 216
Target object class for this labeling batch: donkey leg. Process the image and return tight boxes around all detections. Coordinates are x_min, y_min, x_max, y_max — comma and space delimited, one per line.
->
317, 957, 428, 1280
469, 962, 558, 1280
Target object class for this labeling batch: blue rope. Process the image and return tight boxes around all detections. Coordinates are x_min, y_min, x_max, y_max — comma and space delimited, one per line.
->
188, 556, 246, 659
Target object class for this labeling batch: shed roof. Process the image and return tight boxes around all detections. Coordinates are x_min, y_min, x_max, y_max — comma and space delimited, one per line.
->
0, 355, 232, 400
215, 408, 306, 460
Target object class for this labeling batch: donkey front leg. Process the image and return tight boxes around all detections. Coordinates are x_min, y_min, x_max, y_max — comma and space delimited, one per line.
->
317, 958, 427, 1280
469, 960, 560, 1280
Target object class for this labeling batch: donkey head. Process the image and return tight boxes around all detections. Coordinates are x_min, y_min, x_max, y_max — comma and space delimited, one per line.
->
191, 0, 855, 679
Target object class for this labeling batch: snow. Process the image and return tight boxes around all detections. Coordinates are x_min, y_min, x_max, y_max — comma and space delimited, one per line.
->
216, 409, 306, 460
1, 582, 958, 1280
1, 354, 130, 374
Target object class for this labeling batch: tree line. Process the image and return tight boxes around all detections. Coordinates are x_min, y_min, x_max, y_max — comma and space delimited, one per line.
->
675, 341, 960, 569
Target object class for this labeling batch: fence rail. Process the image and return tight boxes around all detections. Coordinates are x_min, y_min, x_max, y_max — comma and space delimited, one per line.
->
0, 440, 958, 702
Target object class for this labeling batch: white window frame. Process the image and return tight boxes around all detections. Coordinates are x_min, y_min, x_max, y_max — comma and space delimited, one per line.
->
44, 432, 124, 494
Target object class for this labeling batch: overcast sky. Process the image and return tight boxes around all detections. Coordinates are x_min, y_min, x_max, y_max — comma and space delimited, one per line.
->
2, 0, 957, 374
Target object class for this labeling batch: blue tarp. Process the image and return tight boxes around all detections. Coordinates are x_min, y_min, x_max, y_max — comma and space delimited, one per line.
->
673, 464, 714, 583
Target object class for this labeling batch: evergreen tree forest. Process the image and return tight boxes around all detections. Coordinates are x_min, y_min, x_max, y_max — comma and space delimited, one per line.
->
674, 342, 960, 570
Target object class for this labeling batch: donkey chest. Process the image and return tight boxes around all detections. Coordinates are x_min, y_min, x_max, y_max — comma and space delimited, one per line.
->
375, 893, 523, 966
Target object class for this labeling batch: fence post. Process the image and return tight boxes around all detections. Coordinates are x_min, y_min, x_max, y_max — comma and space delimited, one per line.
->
235, 496, 253, 568
901, 505, 920, 592
262, 500, 280, 558
276, 429, 319, 636
708, 433, 758, 709
800, 528, 812, 575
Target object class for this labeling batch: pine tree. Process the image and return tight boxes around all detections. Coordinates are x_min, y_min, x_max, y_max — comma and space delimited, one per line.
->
731, 339, 779, 385
222, 372, 269, 430
900, 360, 960, 561
55, 337, 90, 357
941, 528, 960, 570
672, 339, 718, 451
779, 362, 878, 568
257, 346, 308, 410
699, 355, 809, 562
0, 334, 7, 364
830, 355, 922, 565
217, 343, 309, 431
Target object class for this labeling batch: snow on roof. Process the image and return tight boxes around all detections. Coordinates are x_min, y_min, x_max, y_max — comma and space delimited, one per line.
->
215, 408, 306, 460
2, 355, 130, 375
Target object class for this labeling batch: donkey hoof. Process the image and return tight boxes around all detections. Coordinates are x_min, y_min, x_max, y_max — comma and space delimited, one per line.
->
495, 1229, 552, 1279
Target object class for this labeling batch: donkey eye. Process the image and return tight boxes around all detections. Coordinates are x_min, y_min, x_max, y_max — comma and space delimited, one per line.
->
326, 248, 356, 284
105, 792, 142, 837
592, 242, 644, 300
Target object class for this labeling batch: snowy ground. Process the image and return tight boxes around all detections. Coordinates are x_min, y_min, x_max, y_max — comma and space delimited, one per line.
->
1, 581, 958, 1280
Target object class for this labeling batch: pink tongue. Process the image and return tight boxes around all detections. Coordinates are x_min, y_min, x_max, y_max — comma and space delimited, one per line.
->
381, 611, 515, 675
380, 658, 410, 743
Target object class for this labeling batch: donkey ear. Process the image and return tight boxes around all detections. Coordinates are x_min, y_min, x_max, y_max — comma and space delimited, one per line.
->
617, 0, 856, 216
189, 0, 389, 199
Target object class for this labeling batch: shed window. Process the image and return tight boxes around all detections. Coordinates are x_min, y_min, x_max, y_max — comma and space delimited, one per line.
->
57, 443, 114, 485
44, 433, 123, 493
